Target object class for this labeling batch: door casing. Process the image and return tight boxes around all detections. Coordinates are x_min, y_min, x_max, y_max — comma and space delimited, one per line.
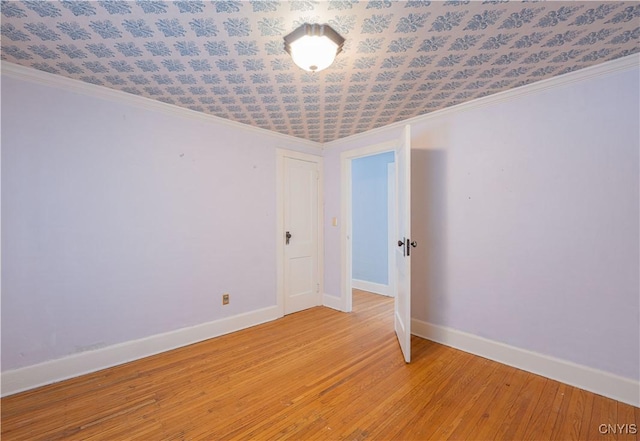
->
340, 140, 398, 313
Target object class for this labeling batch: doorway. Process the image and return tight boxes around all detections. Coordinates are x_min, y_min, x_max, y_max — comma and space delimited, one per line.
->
339, 140, 397, 313
340, 126, 412, 362
351, 152, 396, 298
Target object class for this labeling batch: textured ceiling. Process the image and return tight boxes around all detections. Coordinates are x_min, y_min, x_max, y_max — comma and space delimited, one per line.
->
1, 1, 638, 143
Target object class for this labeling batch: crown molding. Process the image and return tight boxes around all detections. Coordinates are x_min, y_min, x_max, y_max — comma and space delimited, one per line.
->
0, 61, 322, 151
2, 53, 638, 151
323, 53, 640, 149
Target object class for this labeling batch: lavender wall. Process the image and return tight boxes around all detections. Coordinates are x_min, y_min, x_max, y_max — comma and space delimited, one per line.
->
323, 63, 640, 381
1, 71, 319, 371
3, 60, 638, 385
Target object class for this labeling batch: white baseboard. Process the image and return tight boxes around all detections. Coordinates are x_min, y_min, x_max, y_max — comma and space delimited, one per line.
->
352, 279, 393, 297
323, 293, 343, 311
411, 319, 640, 407
1, 306, 281, 397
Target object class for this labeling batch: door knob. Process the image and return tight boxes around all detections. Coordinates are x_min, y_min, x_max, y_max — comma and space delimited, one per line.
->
286, 231, 292, 245
398, 238, 407, 257
407, 240, 417, 256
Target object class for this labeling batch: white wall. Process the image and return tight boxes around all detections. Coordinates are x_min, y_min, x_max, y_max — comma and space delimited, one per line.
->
323, 58, 639, 383
1, 66, 320, 373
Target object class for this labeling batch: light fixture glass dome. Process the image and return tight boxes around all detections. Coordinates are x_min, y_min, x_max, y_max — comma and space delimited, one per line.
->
284, 24, 345, 72
289, 35, 339, 72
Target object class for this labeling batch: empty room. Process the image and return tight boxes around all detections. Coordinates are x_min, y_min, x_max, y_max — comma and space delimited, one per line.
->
1, 1, 639, 439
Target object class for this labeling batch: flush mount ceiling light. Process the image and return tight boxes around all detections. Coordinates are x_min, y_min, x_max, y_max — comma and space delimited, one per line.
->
283, 23, 345, 72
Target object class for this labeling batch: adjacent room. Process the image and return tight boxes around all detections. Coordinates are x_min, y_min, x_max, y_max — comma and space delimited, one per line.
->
1, 1, 639, 439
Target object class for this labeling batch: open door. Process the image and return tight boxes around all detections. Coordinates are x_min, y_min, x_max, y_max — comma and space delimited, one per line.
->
394, 125, 413, 363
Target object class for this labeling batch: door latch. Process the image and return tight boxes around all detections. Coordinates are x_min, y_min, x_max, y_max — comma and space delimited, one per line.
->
398, 238, 417, 256
285, 231, 292, 245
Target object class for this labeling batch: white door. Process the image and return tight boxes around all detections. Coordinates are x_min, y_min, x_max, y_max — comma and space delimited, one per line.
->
284, 157, 320, 315
394, 125, 413, 363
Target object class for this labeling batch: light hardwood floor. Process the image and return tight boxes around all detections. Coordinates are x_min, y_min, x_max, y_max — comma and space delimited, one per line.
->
2, 290, 638, 440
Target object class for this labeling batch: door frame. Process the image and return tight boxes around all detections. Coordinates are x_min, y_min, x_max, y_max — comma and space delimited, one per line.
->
340, 140, 397, 313
276, 149, 324, 317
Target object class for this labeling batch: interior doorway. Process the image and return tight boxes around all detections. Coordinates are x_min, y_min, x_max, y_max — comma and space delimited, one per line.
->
351, 152, 396, 298
340, 125, 412, 362
339, 140, 398, 314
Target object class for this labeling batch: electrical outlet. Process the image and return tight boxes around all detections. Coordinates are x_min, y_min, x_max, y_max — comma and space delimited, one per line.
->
222, 293, 230, 305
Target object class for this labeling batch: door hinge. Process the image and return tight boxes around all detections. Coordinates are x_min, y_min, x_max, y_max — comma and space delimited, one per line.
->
316, 283, 320, 293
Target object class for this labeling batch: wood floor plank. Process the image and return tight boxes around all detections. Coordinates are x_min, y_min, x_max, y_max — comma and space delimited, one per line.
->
578, 390, 597, 441
465, 366, 531, 440
356, 345, 473, 440
426, 359, 500, 440
1, 290, 637, 440
521, 377, 561, 440
550, 385, 582, 441
587, 394, 620, 441
390, 355, 495, 440
541, 382, 569, 440
445, 362, 521, 440
491, 372, 546, 441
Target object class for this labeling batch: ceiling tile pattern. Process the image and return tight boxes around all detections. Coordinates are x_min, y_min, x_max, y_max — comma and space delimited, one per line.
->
1, 1, 638, 143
